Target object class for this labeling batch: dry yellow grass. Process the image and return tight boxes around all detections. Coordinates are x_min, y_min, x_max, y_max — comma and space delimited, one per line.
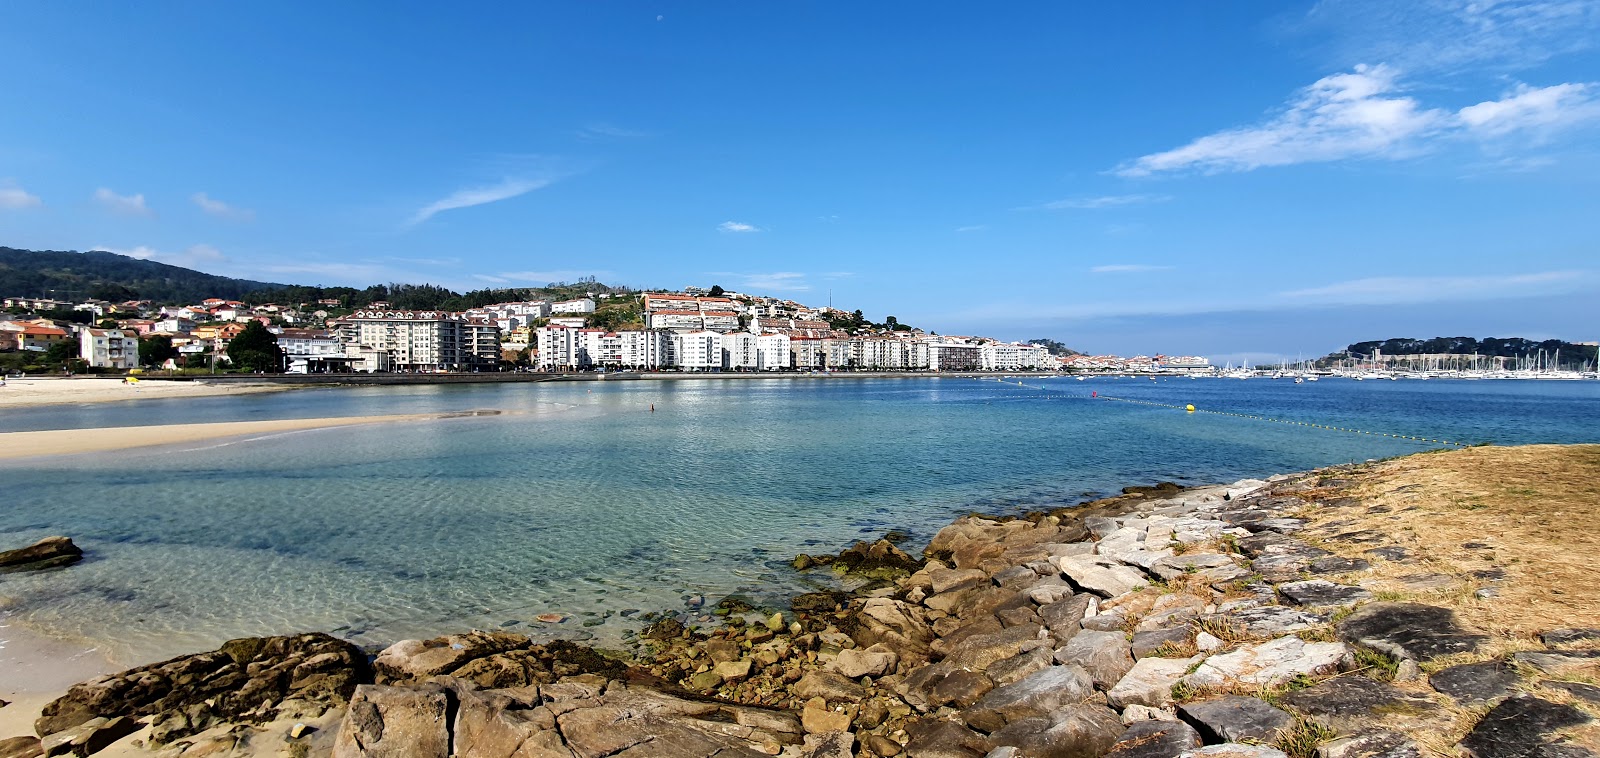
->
1300, 444, 1600, 638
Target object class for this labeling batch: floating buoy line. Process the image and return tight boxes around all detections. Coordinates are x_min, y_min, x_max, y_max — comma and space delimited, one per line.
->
977, 377, 1470, 448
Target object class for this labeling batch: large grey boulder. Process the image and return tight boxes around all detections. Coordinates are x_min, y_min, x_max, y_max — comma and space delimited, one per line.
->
1177, 696, 1293, 744
1430, 660, 1520, 705
962, 665, 1095, 733
1459, 694, 1591, 758
1054, 630, 1135, 689
1150, 554, 1236, 581
1055, 555, 1149, 599
943, 624, 1049, 671
1276, 580, 1374, 610
986, 704, 1123, 758
852, 598, 935, 657
332, 685, 451, 758
903, 718, 991, 758
1108, 656, 1205, 709
451, 687, 572, 758
0, 536, 82, 570
554, 688, 777, 757
1104, 720, 1203, 758
1039, 594, 1094, 642
1338, 603, 1486, 663
374, 631, 530, 683
1318, 730, 1423, 758
1278, 676, 1434, 735
1183, 636, 1351, 689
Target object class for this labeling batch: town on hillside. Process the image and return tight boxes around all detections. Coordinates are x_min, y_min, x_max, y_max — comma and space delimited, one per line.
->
0, 290, 1211, 375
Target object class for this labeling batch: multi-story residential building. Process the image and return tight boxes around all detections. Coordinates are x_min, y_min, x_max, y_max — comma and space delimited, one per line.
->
551, 298, 596, 314
671, 331, 722, 371
723, 332, 759, 370
979, 341, 1052, 371
536, 324, 581, 370
341, 310, 500, 371
926, 342, 980, 372
278, 329, 349, 374
823, 338, 854, 369
151, 318, 196, 335
80, 328, 139, 368
756, 333, 791, 371
791, 336, 826, 369
3, 323, 70, 352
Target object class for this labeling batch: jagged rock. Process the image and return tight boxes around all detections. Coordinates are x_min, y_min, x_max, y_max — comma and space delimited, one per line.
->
1309, 556, 1371, 574
792, 592, 850, 613
1540, 629, 1600, 647
903, 717, 991, 758
992, 565, 1040, 591
1177, 696, 1293, 744
451, 686, 571, 758
1277, 580, 1374, 610
1319, 730, 1423, 758
1082, 613, 1128, 633
0, 536, 82, 571
554, 687, 775, 757
1056, 555, 1149, 599
794, 670, 868, 703
986, 704, 1123, 758
833, 644, 898, 678
0, 737, 42, 758
1150, 554, 1235, 581
1430, 660, 1520, 704
852, 598, 935, 658
1039, 594, 1094, 641
1104, 719, 1203, 758
932, 670, 996, 709
945, 625, 1050, 671
1087, 517, 1122, 539
1028, 580, 1077, 606
374, 631, 530, 683
1055, 630, 1135, 689
1511, 650, 1600, 677
1459, 695, 1591, 758
801, 698, 852, 734
962, 664, 1096, 732
997, 606, 1040, 628
39, 715, 139, 758
332, 685, 450, 758
932, 568, 990, 595
1184, 636, 1351, 689
862, 733, 903, 757
1123, 705, 1179, 724
987, 648, 1054, 686
1222, 606, 1325, 637
37, 633, 370, 740
1132, 628, 1194, 660
714, 659, 753, 682
1338, 603, 1486, 663
1108, 655, 1205, 709
1278, 676, 1433, 734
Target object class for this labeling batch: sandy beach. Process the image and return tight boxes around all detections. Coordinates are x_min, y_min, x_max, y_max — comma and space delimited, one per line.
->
0, 414, 439, 460
0, 377, 292, 409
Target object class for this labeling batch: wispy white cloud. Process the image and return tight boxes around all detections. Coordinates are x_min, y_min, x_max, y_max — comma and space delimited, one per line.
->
1091, 264, 1173, 274
95, 187, 154, 217
191, 192, 255, 221
1118, 62, 1600, 175
1117, 65, 1447, 176
408, 178, 551, 227
471, 274, 513, 284
1297, 0, 1600, 74
0, 182, 42, 210
955, 225, 988, 232
708, 271, 810, 292
576, 123, 651, 140
1458, 82, 1600, 137
1041, 194, 1172, 210
718, 221, 762, 233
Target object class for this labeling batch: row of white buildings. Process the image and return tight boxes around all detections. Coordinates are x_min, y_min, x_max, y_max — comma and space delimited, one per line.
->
535, 325, 1052, 372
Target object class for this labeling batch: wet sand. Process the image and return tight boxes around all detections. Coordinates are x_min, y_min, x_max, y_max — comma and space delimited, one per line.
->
0, 378, 289, 409
0, 414, 429, 460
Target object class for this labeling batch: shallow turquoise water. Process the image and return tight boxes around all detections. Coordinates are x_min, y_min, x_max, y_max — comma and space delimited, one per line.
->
1, 377, 1596, 663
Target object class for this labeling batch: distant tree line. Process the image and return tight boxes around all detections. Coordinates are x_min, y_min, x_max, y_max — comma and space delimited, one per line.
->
1325, 337, 1598, 369
1027, 338, 1081, 357
0, 247, 283, 303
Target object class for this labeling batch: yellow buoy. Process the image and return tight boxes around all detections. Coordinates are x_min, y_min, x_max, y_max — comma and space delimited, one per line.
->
1185, 404, 1195, 413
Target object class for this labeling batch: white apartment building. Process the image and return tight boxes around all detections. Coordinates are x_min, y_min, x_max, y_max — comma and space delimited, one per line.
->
926, 342, 981, 372
551, 298, 596, 314
671, 331, 722, 371
537, 325, 581, 370
791, 336, 826, 369
80, 328, 139, 369
979, 342, 1053, 371
278, 329, 347, 374
341, 310, 500, 371
757, 333, 791, 371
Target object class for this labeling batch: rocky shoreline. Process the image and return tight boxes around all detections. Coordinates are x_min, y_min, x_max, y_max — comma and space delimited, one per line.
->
5, 456, 1599, 758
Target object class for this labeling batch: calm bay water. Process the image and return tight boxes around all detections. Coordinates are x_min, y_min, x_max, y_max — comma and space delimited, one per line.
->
1, 376, 1597, 664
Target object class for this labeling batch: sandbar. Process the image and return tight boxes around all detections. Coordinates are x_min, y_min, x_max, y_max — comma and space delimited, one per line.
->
0, 414, 430, 460
0, 377, 292, 409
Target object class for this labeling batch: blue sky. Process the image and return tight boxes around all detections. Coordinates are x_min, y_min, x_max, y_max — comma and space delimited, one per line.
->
1, 2, 1597, 361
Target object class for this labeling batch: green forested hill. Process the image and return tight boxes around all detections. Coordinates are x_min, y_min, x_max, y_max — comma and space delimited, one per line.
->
0, 247, 285, 303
